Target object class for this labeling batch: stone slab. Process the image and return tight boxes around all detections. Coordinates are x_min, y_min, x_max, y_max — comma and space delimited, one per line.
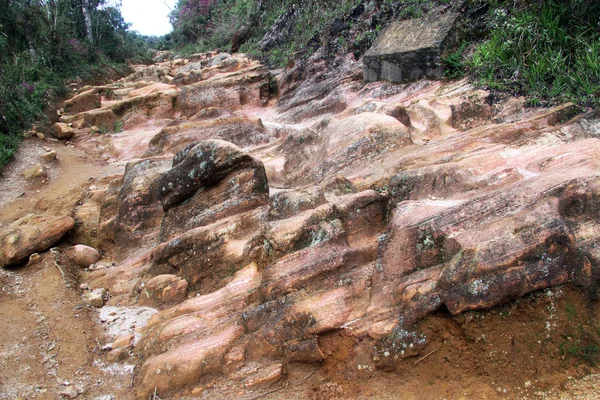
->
363, 12, 460, 83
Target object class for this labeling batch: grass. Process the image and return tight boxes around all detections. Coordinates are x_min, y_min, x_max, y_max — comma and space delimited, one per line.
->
468, 1, 600, 106
558, 302, 600, 367
0, 133, 22, 170
113, 120, 124, 133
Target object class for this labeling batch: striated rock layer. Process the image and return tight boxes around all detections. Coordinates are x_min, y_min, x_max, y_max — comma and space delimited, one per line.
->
19, 49, 600, 398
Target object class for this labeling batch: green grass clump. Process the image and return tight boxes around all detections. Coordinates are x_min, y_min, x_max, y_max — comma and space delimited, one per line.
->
469, 0, 600, 106
0, 133, 22, 169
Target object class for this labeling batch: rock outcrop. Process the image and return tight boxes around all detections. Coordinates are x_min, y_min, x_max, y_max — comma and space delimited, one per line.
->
10, 42, 599, 399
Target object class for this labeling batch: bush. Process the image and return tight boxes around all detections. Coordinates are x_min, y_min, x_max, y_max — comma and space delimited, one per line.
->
0, 0, 151, 171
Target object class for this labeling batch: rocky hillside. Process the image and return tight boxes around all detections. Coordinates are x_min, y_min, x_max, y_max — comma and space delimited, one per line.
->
1, 30, 600, 399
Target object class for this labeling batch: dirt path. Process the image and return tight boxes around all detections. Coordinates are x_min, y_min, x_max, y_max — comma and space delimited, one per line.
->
0, 252, 134, 400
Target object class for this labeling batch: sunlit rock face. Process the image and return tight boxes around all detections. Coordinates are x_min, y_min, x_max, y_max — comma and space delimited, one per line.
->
54, 47, 600, 399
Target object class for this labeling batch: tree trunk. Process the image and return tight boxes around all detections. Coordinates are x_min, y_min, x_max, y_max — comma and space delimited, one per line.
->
82, 0, 94, 44
23, 0, 38, 62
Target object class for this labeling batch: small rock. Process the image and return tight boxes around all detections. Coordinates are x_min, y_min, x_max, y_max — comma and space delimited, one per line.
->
52, 123, 74, 140
36, 132, 45, 139
84, 288, 107, 308
42, 151, 58, 162
58, 385, 78, 399
28, 253, 41, 264
92, 396, 114, 400
22, 164, 47, 180
225, 346, 245, 365
68, 245, 101, 267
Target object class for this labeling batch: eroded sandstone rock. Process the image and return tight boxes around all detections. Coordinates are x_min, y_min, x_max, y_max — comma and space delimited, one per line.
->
0, 215, 75, 267
51, 122, 74, 140
178, 65, 270, 116
64, 89, 100, 114
49, 46, 600, 399
138, 274, 188, 309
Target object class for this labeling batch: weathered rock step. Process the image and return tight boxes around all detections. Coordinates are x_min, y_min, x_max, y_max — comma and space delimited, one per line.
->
260, 241, 376, 300
0, 214, 75, 268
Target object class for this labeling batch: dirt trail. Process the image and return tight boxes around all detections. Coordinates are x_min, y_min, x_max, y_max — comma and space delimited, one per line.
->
2, 53, 600, 400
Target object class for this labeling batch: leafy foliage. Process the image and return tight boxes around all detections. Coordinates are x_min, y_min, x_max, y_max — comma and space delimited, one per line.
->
0, 0, 150, 170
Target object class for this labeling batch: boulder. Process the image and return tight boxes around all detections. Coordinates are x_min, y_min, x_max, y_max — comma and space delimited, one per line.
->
84, 288, 107, 307
82, 109, 116, 130
363, 13, 460, 83
0, 215, 75, 267
157, 139, 267, 211
22, 164, 47, 181
68, 244, 101, 267
111, 156, 172, 248
51, 123, 74, 140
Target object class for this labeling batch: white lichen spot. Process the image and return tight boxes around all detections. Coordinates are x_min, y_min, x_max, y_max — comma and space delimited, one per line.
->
469, 279, 489, 295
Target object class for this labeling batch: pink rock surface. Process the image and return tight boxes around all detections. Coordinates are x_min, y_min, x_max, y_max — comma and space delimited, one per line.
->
58, 49, 600, 397
0, 215, 75, 267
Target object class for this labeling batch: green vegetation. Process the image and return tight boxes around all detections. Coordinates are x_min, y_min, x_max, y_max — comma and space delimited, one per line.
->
170, 0, 365, 65
168, 0, 455, 66
3, 0, 597, 170
113, 119, 124, 133
558, 302, 600, 367
168, 0, 599, 106
0, 0, 150, 170
468, 0, 600, 106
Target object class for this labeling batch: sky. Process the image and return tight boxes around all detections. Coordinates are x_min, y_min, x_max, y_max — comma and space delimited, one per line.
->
118, 0, 177, 37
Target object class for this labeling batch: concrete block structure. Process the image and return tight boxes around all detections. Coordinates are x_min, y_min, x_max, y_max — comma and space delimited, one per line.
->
363, 12, 460, 83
